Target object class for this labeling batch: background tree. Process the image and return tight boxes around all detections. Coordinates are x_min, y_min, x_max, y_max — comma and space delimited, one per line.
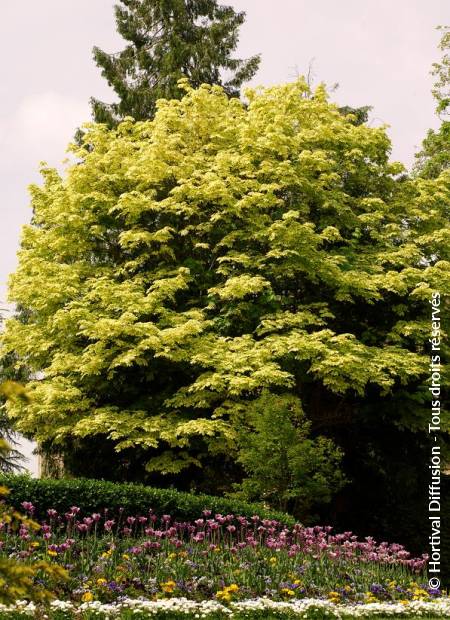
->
0, 402, 25, 473
0, 312, 26, 473
415, 26, 450, 178
4, 80, 449, 529
90, 0, 260, 126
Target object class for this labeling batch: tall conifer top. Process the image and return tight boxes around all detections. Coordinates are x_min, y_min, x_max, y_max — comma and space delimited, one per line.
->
91, 0, 260, 126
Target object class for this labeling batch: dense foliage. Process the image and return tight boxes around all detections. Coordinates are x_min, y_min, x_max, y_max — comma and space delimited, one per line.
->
91, 0, 259, 126
3, 79, 450, 522
0, 475, 293, 525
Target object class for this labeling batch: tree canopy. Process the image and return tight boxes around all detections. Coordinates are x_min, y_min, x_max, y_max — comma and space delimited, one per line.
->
3, 80, 450, 508
91, 0, 260, 126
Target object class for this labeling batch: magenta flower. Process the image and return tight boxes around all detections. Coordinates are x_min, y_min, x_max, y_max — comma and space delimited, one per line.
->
129, 546, 142, 554
21, 501, 34, 514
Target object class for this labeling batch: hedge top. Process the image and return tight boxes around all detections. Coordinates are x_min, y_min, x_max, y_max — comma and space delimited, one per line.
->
0, 475, 295, 525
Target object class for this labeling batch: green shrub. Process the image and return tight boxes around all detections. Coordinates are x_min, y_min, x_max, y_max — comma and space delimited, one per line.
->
232, 392, 346, 520
0, 475, 295, 525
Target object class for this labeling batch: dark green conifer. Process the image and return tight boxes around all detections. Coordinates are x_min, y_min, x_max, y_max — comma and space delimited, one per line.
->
91, 0, 260, 126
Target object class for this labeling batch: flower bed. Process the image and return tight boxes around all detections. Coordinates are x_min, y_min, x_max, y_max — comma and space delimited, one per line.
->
1, 503, 433, 605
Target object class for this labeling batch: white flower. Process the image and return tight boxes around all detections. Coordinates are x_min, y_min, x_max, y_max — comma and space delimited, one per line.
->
5, 596, 450, 618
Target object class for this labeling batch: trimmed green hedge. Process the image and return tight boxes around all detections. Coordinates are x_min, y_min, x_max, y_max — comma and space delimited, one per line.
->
0, 475, 295, 525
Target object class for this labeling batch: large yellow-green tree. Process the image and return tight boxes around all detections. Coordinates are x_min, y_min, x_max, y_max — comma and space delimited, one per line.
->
3, 80, 450, 518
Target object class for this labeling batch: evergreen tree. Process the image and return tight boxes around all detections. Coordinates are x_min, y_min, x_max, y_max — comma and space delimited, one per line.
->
0, 313, 26, 473
91, 0, 260, 126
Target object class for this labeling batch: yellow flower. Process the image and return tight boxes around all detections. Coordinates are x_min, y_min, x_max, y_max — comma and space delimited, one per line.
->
81, 592, 94, 602
178, 551, 188, 558
30, 542, 40, 548
168, 552, 177, 560
160, 580, 176, 594
96, 578, 107, 586
216, 585, 239, 601
122, 554, 130, 560
364, 592, 377, 604
47, 550, 57, 557
269, 557, 277, 565
412, 588, 429, 600
328, 591, 341, 604
281, 588, 295, 597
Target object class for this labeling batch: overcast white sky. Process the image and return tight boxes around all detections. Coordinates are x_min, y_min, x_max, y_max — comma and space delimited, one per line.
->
1, 0, 449, 474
